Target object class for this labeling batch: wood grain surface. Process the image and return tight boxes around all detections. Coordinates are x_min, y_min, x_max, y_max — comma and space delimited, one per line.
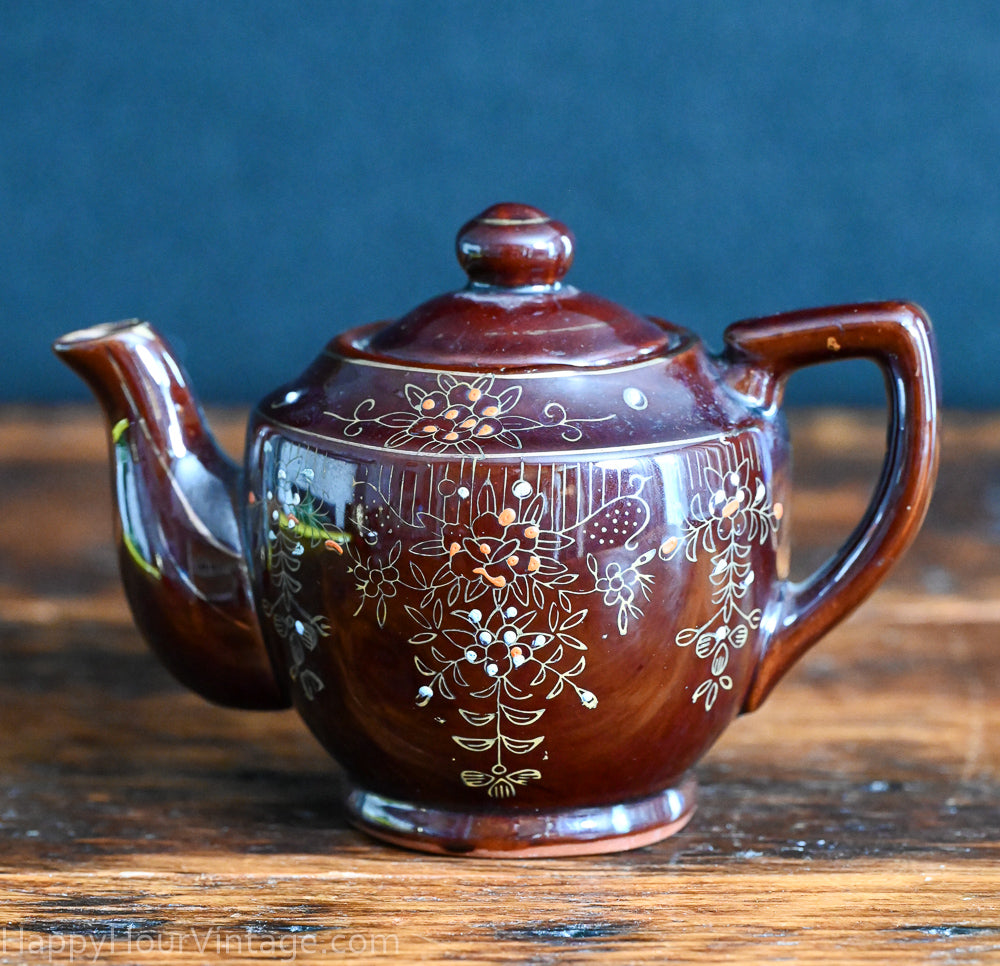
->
1, 407, 997, 964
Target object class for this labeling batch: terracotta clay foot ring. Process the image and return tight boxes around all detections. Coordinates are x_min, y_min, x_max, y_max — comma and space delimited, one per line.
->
345, 776, 697, 857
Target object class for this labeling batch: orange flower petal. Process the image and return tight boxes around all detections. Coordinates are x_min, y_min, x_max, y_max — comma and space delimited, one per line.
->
660, 536, 679, 556
473, 567, 506, 588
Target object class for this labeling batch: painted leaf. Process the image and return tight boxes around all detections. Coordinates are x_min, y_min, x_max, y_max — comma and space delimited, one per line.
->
511, 608, 537, 630
452, 736, 498, 753
559, 609, 587, 631
459, 709, 497, 727
404, 384, 427, 409
507, 769, 543, 785
695, 632, 717, 659
410, 540, 445, 559
405, 605, 431, 629
500, 735, 545, 754
500, 705, 546, 727
495, 385, 523, 412
459, 770, 493, 788
381, 413, 422, 429
523, 493, 545, 523
675, 626, 699, 648
617, 606, 629, 636
299, 670, 325, 700
633, 548, 657, 568
693, 679, 718, 710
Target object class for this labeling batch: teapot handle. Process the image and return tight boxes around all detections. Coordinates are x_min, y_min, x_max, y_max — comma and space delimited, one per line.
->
722, 302, 939, 712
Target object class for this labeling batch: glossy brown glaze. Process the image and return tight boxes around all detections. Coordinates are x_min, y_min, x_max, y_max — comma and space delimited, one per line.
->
246, 395, 784, 815
456, 202, 576, 287
53, 204, 939, 855
52, 322, 289, 710
359, 203, 680, 371
723, 302, 940, 710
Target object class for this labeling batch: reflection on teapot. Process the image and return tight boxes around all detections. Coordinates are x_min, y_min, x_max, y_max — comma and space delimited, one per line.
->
54, 204, 938, 856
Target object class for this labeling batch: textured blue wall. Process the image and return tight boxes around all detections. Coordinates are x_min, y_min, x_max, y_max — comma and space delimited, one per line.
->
4, 2, 998, 406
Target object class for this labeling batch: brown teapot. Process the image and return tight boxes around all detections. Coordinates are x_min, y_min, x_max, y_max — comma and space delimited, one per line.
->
54, 203, 939, 856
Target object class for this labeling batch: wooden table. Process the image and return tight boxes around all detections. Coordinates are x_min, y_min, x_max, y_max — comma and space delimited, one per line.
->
1, 407, 997, 964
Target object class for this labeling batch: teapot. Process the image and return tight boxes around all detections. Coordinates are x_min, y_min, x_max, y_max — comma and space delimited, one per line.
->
54, 203, 939, 856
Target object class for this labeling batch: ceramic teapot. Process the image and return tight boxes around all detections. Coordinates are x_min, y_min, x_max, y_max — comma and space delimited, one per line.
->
54, 203, 939, 856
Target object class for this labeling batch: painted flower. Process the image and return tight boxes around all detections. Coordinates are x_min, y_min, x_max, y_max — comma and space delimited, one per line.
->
350, 542, 401, 627
413, 478, 573, 604
702, 461, 775, 541
590, 550, 655, 634
595, 561, 639, 607
273, 457, 314, 516
674, 454, 779, 711
388, 375, 524, 452
328, 371, 614, 454
453, 605, 550, 684
678, 460, 780, 564
268, 454, 349, 549
460, 764, 543, 799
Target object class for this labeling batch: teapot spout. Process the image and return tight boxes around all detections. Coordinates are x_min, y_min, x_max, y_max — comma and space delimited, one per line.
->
53, 320, 289, 709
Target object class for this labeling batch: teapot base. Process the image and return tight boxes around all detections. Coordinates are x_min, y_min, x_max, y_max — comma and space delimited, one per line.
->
344, 777, 697, 857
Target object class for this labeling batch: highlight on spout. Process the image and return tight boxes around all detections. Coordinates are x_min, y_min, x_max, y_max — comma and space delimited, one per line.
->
52, 318, 149, 351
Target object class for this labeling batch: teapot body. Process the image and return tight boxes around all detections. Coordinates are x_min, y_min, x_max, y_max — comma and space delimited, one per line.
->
244, 336, 789, 852
55, 204, 938, 857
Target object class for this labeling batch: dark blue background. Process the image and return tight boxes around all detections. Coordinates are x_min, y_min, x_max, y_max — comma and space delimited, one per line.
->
4, 2, 998, 406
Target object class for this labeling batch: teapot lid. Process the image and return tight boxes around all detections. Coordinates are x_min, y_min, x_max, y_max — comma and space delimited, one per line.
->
334, 203, 687, 371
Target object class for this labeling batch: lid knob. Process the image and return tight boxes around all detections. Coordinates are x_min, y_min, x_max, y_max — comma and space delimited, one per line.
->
456, 203, 575, 288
